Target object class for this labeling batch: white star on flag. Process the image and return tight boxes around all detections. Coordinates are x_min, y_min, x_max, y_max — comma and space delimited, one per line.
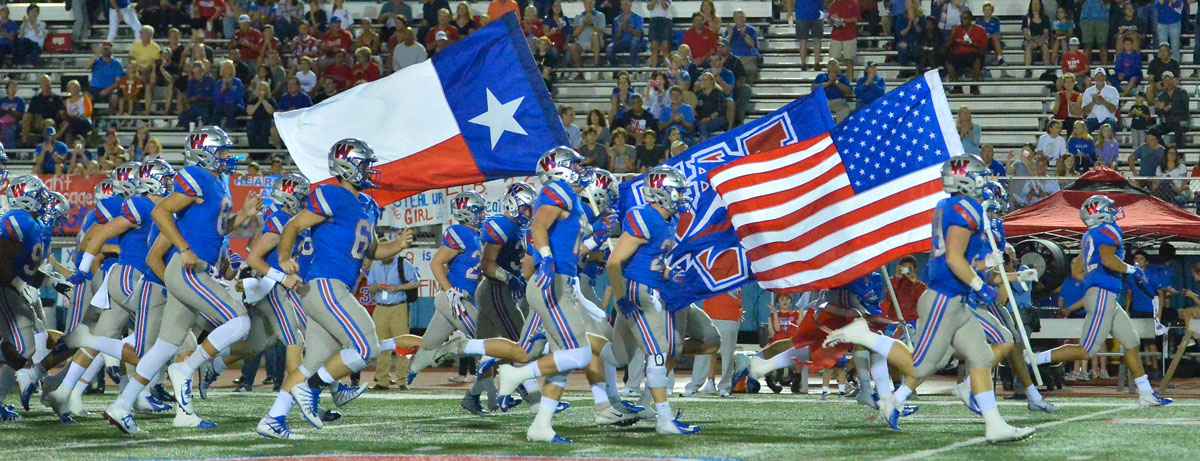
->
470, 89, 527, 149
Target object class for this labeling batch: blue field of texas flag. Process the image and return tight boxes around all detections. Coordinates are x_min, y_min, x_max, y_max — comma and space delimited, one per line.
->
274, 13, 568, 205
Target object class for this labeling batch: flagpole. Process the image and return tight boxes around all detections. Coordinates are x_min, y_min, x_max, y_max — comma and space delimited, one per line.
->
982, 218, 1044, 386
879, 266, 914, 348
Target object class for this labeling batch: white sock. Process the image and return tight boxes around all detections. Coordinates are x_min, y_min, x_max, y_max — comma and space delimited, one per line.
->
212, 349, 230, 373
464, 339, 486, 356
870, 336, 896, 357
71, 379, 88, 398
894, 384, 912, 403
981, 407, 1006, 427
1026, 385, 1043, 403
183, 347, 212, 371
115, 377, 147, 410
869, 352, 893, 397
532, 395, 557, 428
317, 367, 335, 385
591, 383, 609, 404
852, 350, 873, 396
837, 383, 845, 393
57, 362, 87, 394
1134, 375, 1152, 393
31, 331, 49, 364
655, 401, 673, 422
379, 337, 396, 350
92, 337, 129, 360
604, 364, 621, 402
515, 364, 541, 382
267, 390, 295, 418
768, 348, 798, 370
1035, 350, 1052, 365
974, 390, 997, 412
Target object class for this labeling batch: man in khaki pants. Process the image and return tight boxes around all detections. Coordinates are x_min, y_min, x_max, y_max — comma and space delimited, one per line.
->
366, 234, 421, 390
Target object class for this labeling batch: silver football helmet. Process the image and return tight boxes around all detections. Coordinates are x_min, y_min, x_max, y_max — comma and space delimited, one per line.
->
0, 142, 8, 191
535, 146, 587, 187
501, 182, 536, 228
42, 191, 70, 229
941, 154, 989, 199
94, 178, 116, 201
329, 138, 380, 190
583, 167, 619, 214
1080, 195, 1123, 229
183, 125, 238, 173
110, 161, 142, 198
271, 174, 311, 215
450, 191, 487, 227
982, 182, 1009, 215
136, 159, 176, 196
642, 166, 690, 213
7, 175, 48, 214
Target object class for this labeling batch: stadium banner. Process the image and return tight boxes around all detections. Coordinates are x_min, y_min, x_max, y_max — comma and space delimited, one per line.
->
380, 175, 540, 229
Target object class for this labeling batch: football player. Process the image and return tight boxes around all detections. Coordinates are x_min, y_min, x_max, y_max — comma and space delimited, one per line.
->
0, 176, 53, 417
105, 126, 261, 434
1029, 194, 1173, 408
824, 155, 1034, 442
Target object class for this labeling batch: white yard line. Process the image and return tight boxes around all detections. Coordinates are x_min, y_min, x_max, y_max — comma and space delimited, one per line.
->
885, 405, 1137, 461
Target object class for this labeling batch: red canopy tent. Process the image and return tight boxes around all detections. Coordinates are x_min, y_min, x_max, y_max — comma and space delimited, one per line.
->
1003, 167, 1200, 246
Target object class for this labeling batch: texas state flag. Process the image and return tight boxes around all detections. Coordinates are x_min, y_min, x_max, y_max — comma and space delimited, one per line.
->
274, 13, 568, 205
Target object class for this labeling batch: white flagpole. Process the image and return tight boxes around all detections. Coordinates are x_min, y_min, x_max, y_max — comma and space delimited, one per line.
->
879, 266, 914, 348
982, 217, 1044, 386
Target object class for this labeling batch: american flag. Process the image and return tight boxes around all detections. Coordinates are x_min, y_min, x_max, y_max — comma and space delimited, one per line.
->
707, 71, 961, 292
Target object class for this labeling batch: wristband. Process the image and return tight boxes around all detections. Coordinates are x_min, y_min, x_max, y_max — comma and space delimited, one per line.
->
265, 268, 287, 283
77, 252, 96, 272
583, 236, 599, 251
1125, 264, 1138, 274
492, 268, 511, 282
538, 246, 552, 258
969, 276, 984, 291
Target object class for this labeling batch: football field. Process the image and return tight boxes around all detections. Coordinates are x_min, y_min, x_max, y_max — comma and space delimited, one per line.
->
5, 387, 1200, 460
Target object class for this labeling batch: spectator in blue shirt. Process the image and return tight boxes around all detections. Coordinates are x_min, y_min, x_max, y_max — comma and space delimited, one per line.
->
812, 59, 852, 122
33, 126, 73, 175
1112, 37, 1143, 97
0, 6, 18, 66
726, 10, 761, 68
179, 61, 216, 127
884, 0, 907, 36
275, 76, 313, 112
853, 62, 886, 110
657, 86, 695, 143
981, 144, 1006, 177
606, 0, 646, 67
212, 61, 246, 129
1079, 0, 1110, 66
793, 0, 825, 71
977, 2, 1005, 66
0, 79, 25, 149
90, 41, 125, 106
1157, 0, 1185, 61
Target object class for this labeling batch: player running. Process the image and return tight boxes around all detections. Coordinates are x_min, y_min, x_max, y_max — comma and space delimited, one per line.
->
0, 176, 54, 418
824, 155, 1034, 443
1029, 195, 1173, 408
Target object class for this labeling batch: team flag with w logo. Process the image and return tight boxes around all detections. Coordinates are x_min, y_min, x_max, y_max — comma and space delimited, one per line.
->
273, 13, 567, 205
708, 70, 960, 293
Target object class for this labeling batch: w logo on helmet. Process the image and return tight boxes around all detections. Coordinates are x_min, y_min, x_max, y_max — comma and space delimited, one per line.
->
537, 156, 557, 172
593, 172, 613, 190
1085, 201, 1103, 215
100, 183, 114, 195
948, 159, 970, 175
10, 183, 25, 197
332, 142, 355, 160
188, 133, 208, 149
647, 172, 667, 188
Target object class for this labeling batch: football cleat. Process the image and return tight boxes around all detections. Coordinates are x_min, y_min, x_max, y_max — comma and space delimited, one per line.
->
45, 387, 70, 421
498, 395, 521, 413
320, 408, 343, 423
104, 403, 145, 435
173, 411, 217, 429
495, 364, 525, 397
593, 402, 638, 426
823, 318, 876, 348
1, 404, 22, 421
166, 363, 196, 415
257, 415, 305, 440
616, 399, 645, 414
901, 405, 919, 417
985, 424, 1036, 443
555, 401, 570, 414
1027, 399, 1058, 413
198, 361, 219, 400
137, 393, 174, 413
460, 393, 490, 416
68, 392, 88, 417
151, 383, 175, 404
655, 410, 701, 435
331, 382, 367, 408
1138, 391, 1173, 408
290, 385, 324, 429
526, 424, 571, 443
747, 356, 775, 380
954, 380, 981, 415
105, 365, 122, 386
406, 370, 417, 386
877, 394, 901, 431
16, 369, 37, 411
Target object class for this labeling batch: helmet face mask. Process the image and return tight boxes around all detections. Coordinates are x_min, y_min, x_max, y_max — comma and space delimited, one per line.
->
42, 191, 70, 230
982, 182, 1009, 216
502, 182, 536, 228
271, 174, 311, 215
583, 168, 619, 216
450, 191, 487, 227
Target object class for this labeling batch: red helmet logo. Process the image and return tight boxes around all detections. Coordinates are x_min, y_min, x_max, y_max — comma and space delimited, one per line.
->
332, 142, 355, 160
537, 155, 557, 172
279, 178, 298, 194
949, 159, 970, 175
100, 183, 114, 195
593, 173, 612, 190
647, 172, 667, 188
1085, 201, 1103, 215
188, 133, 209, 149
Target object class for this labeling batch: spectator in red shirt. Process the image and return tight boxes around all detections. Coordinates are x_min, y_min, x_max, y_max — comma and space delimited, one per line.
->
351, 46, 381, 85
192, 0, 225, 35
425, 8, 459, 49
947, 9, 987, 94
321, 17, 354, 63
322, 49, 354, 90
521, 5, 544, 42
232, 14, 263, 69
292, 20, 321, 64
681, 12, 717, 64
828, 0, 860, 82
880, 256, 924, 339
259, 24, 282, 58
1060, 37, 1090, 90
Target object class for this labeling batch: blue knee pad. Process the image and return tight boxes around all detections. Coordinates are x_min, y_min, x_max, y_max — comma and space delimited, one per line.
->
552, 346, 592, 372
340, 348, 367, 373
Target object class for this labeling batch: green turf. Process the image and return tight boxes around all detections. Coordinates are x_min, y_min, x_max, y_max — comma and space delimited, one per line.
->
3, 392, 1200, 460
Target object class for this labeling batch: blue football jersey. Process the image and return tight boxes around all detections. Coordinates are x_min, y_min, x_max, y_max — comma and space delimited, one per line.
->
481, 215, 524, 276
621, 204, 677, 290
116, 196, 156, 270
534, 180, 585, 276
2, 210, 47, 283
443, 224, 482, 294
581, 209, 615, 280
305, 185, 376, 288
172, 165, 233, 265
93, 196, 127, 272
1082, 222, 1125, 293
143, 225, 164, 284
927, 196, 988, 297
262, 207, 292, 272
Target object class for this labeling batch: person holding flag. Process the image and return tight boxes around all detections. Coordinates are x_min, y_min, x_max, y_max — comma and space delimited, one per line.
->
824, 154, 1035, 443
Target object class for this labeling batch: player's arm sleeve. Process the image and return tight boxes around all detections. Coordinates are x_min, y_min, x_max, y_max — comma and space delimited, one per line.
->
263, 213, 285, 235
442, 227, 466, 252
481, 220, 509, 246
537, 182, 574, 212
622, 209, 650, 240
1, 214, 28, 242
945, 200, 981, 232
121, 200, 146, 226
173, 168, 205, 198
305, 186, 335, 218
